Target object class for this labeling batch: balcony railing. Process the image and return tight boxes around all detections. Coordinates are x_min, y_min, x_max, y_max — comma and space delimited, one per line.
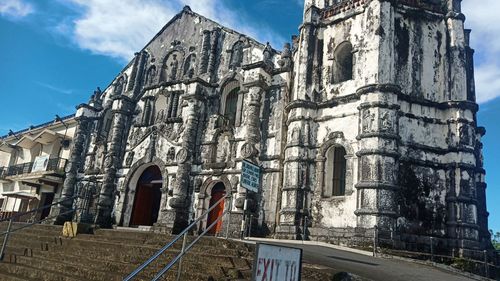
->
1, 158, 67, 178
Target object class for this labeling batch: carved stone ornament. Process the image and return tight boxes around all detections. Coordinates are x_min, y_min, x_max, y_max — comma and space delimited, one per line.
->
64, 162, 73, 173
240, 142, 256, 159
176, 148, 189, 163
380, 111, 393, 132
230, 176, 239, 191
166, 147, 176, 163
459, 125, 470, 145
125, 151, 134, 167
193, 177, 203, 193
362, 109, 375, 133
327, 131, 344, 141
103, 155, 113, 169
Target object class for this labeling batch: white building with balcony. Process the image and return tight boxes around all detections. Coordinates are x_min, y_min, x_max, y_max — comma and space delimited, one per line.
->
0, 115, 76, 222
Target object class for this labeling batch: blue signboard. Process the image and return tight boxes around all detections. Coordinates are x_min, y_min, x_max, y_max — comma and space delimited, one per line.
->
241, 160, 260, 192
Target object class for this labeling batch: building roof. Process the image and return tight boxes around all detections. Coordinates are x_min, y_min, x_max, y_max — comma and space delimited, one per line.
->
0, 114, 75, 140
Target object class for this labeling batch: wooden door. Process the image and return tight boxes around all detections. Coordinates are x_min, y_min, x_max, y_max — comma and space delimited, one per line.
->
130, 183, 154, 226
207, 188, 226, 235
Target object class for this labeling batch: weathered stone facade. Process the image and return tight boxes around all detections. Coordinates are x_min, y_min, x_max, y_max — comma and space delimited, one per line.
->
56, 1, 491, 254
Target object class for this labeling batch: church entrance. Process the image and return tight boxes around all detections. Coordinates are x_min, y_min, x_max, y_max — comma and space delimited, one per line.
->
130, 166, 162, 226
206, 183, 226, 235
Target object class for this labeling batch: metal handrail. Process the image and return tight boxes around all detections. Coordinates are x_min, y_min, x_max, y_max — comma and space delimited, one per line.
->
124, 193, 232, 281
0, 195, 80, 261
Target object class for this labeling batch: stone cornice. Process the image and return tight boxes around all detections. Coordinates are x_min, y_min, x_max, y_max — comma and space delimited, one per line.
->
356, 149, 400, 158
355, 181, 400, 191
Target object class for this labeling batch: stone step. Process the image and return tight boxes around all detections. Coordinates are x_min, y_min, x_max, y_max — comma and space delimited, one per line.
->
0, 262, 88, 281
25, 249, 252, 278
12, 255, 123, 281
0, 271, 33, 281
0, 223, 334, 281
10, 252, 250, 281
0, 222, 63, 234
54, 238, 250, 258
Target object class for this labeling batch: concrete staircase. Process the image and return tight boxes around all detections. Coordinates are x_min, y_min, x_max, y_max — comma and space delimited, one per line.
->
0, 223, 334, 280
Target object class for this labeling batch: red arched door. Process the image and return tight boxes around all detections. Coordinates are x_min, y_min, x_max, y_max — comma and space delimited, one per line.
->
207, 183, 226, 235
130, 166, 162, 226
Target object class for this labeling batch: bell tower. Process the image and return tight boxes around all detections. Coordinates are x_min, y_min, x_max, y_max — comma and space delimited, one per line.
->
278, 0, 489, 253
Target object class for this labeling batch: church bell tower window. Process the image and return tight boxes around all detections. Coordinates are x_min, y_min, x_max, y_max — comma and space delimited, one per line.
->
332, 41, 353, 84
224, 88, 239, 127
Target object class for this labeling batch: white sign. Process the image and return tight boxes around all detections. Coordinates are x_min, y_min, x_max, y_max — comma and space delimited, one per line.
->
252, 243, 302, 281
241, 160, 260, 193
31, 155, 50, 172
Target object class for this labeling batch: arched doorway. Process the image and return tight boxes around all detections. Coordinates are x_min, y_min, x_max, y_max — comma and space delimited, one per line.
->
130, 166, 162, 226
206, 182, 226, 235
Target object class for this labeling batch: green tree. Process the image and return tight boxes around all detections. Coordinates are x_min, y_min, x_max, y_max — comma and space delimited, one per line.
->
490, 230, 500, 250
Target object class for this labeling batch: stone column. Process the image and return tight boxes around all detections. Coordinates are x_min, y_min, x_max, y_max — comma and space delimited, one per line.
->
445, 104, 481, 250
54, 111, 93, 224
207, 28, 221, 82
231, 71, 268, 214
166, 83, 203, 233
276, 108, 312, 239
94, 96, 135, 228
446, 1, 467, 101
354, 85, 400, 231
475, 127, 489, 248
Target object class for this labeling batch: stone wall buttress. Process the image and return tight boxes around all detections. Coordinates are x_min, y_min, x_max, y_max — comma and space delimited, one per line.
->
54, 115, 92, 224
95, 97, 135, 227
355, 85, 401, 230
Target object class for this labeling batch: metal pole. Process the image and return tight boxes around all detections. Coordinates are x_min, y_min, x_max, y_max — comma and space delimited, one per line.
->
176, 232, 188, 281
390, 227, 394, 249
484, 250, 489, 278
241, 196, 248, 239
225, 196, 232, 239
430, 237, 434, 262
248, 215, 253, 238
302, 216, 307, 241
0, 219, 13, 261
373, 225, 378, 257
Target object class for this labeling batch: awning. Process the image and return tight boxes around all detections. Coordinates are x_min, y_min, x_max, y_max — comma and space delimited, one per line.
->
0, 142, 16, 153
14, 129, 68, 149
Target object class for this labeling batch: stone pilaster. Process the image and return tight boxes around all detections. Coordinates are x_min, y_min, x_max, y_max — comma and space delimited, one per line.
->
276, 107, 312, 239
475, 127, 489, 248
355, 84, 400, 230
445, 2, 467, 101
166, 83, 204, 233
94, 96, 135, 228
207, 28, 221, 82
232, 70, 269, 212
54, 110, 94, 224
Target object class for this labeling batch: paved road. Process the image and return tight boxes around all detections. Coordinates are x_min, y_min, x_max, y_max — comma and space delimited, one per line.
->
251, 240, 477, 281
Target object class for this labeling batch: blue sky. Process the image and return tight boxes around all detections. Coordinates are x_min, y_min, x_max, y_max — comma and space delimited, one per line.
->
0, 0, 499, 233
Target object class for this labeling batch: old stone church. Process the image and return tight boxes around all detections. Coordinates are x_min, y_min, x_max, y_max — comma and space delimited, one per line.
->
54, 0, 491, 253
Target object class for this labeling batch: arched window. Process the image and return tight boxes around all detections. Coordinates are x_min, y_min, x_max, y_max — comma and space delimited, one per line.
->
146, 66, 157, 86
224, 88, 239, 127
99, 110, 113, 140
332, 41, 353, 84
323, 146, 347, 197
221, 80, 242, 127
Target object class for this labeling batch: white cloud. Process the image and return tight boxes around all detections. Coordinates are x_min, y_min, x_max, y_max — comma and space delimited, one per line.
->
35, 81, 74, 95
463, 0, 500, 104
0, 0, 34, 18
474, 64, 500, 104
63, 0, 286, 62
